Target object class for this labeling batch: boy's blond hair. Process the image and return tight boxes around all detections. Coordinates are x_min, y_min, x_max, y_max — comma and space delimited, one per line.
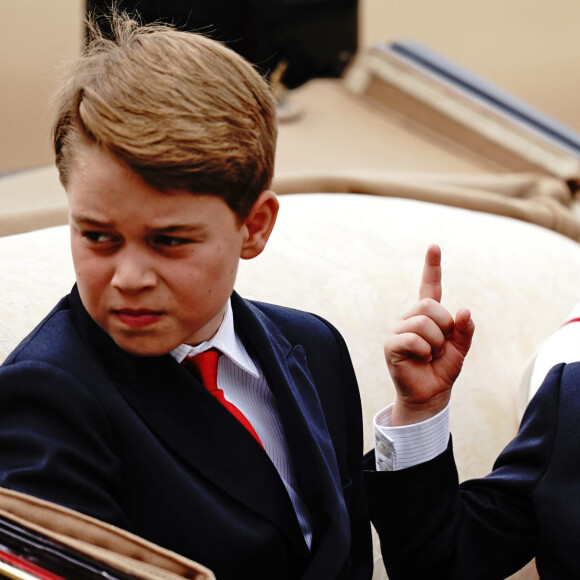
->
53, 12, 277, 218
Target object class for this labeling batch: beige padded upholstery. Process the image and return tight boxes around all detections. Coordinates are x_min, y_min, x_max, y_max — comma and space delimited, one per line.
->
4, 193, 580, 577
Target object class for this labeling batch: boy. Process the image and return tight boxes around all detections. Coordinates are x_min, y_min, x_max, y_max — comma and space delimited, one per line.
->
0, 12, 389, 579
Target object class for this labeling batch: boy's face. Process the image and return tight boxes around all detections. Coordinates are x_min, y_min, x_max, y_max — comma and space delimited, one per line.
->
67, 143, 250, 356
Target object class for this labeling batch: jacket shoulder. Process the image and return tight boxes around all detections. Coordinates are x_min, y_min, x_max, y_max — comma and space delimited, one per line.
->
246, 299, 345, 346
534, 361, 580, 439
2, 294, 75, 366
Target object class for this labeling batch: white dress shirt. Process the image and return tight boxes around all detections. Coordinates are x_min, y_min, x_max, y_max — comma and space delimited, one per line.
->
171, 299, 313, 548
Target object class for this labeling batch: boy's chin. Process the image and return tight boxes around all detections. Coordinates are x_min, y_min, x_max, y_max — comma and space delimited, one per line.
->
111, 334, 177, 358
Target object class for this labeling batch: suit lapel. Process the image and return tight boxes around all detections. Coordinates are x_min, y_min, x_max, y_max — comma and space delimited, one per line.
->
231, 293, 351, 556
118, 357, 307, 545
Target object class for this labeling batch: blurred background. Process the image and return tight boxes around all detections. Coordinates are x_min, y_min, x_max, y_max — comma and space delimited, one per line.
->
1, 0, 579, 174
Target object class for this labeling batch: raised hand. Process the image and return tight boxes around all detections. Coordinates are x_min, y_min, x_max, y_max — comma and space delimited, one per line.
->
384, 244, 475, 426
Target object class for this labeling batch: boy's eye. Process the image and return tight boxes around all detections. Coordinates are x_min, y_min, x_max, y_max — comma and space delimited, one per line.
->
153, 235, 191, 247
83, 231, 116, 244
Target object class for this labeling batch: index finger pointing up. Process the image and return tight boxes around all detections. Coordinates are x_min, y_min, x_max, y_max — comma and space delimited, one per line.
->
419, 244, 442, 302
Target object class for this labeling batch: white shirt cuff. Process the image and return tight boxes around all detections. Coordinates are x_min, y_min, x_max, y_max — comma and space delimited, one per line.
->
373, 403, 450, 471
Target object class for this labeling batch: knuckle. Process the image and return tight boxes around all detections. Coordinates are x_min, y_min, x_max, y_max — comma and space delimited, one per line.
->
418, 297, 437, 310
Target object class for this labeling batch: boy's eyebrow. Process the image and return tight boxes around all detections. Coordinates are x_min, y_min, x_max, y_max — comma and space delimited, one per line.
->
70, 215, 112, 227
71, 214, 205, 232
145, 224, 206, 233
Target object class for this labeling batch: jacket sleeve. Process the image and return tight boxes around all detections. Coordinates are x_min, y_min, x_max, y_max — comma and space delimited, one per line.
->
0, 360, 130, 530
363, 363, 566, 580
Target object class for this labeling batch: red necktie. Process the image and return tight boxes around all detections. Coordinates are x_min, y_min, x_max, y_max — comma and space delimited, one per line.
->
184, 350, 264, 448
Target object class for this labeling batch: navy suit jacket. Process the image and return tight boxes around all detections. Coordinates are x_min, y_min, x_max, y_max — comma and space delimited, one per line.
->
365, 361, 580, 579
0, 286, 374, 579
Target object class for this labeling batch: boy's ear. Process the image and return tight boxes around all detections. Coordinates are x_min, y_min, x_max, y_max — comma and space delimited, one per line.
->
240, 190, 279, 260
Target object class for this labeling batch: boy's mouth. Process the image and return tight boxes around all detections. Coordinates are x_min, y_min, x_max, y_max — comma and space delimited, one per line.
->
112, 308, 165, 328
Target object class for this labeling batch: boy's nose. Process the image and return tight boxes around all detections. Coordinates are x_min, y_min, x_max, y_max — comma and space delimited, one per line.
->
111, 251, 157, 292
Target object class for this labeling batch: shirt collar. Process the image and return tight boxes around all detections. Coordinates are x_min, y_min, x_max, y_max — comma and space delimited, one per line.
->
170, 299, 260, 378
